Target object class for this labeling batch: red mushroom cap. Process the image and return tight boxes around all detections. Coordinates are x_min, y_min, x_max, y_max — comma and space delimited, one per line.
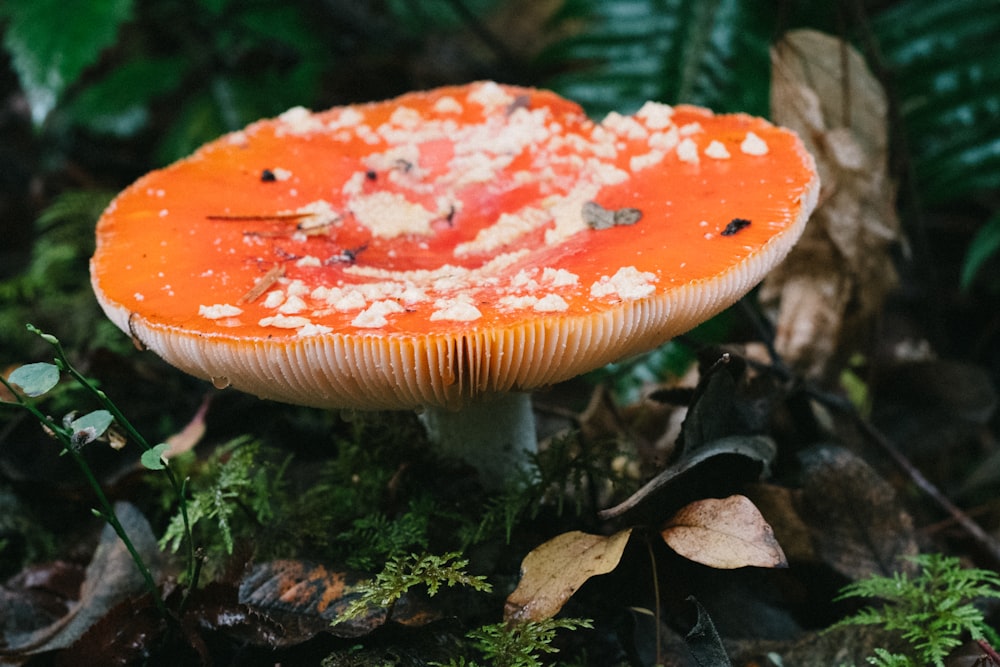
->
91, 82, 818, 410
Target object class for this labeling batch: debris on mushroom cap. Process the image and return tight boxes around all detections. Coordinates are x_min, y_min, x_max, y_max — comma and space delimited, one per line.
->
90, 81, 819, 410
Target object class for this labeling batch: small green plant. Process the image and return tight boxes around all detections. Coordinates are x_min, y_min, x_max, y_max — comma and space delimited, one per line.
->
433, 617, 593, 667
160, 436, 288, 569
335, 551, 492, 624
830, 553, 1000, 667
0, 325, 198, 616
463, 430, 632, 548
336, 501, 432, 571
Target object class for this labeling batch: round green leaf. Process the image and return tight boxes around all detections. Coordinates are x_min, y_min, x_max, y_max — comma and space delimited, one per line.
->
70, 410, 114, 443
141, 443, 171, 471
7, 362, 60, 397
2, 0, 134, 125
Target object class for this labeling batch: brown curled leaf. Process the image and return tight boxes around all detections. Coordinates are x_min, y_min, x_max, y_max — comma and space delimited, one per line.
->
661, 495, 787, 569
504, 528, 632, 622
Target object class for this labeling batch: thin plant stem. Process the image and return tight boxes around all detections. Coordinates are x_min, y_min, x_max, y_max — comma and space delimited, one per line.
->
31, 326, 200, 592
0, 375, 168, 618
645, 537, 662, 667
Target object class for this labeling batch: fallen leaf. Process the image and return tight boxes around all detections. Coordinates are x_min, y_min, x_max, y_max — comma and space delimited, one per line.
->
599, 435, 776, 523
240, 560, 385, 641
504, 528, 633, 622
0, 561, 84, 641
684, 597, 734, 667
239, 559, 437, 644
661, 495, 787, 569
743, 483, 816, 564
674, 351, 774, 451
872, 359, 997, 460
0, 502, 163, 658
180, 580, 283, 647
762, 29, 901, 379
797, 446, 918, 580
57, 596, 167, 667
163, 392, 212, 458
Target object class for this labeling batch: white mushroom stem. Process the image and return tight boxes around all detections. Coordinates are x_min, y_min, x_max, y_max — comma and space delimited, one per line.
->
419, 392, 537, 488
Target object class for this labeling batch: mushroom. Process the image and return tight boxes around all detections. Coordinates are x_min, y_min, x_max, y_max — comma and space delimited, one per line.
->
90, 82, 819, 487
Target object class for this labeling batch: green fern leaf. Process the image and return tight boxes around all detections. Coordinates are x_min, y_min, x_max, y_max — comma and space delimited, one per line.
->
872, 0, 1000, 203
542, 0, 770, 117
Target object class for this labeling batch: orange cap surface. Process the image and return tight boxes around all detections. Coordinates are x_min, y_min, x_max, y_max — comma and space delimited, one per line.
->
91, 82, 818, 409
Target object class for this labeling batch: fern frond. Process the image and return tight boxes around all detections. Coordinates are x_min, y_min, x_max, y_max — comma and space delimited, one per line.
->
541, 0, 771, 117
872, 0, 1000, 203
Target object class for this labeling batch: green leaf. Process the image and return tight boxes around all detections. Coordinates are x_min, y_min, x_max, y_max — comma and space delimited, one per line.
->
66, 56, 190, 137
236, 5, 324, 54
155, 68, 321, 164
70, 410, 114, 442
7, 362, 60, 397
872, 0, 1000, 203
960, 212, 1000, 291
1, 0, 134, 126
140, 443, 171, 471
542, 0, 771, 117
386, 0, 501, 34
155, 90, 228, 165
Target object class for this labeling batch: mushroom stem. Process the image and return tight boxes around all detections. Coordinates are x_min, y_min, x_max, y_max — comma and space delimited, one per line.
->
419, 392, 537, 488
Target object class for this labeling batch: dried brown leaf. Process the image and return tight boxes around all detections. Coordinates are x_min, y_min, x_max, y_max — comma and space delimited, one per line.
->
504, 528, 632, 622
57, 597, 167, 667
239, 559, 438, 644
797, 446, 918, 580
598, 435, 776, 523
0, 503, 163, 658
0, 562, 84, 642
163, 393, 212, 458
743, 483, 816, 564
661, 495, 787, 569
240, 560, 386, 641
762, 29, 901, 379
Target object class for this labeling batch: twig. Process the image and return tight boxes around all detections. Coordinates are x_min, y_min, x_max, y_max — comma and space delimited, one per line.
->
839, 405, 1000, 565
645, 537, 662, 667
977, 639, 1000, 665
735, 300, 1000, 567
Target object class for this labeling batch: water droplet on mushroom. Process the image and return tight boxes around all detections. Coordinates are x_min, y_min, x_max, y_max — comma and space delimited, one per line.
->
211, 376, 231, 389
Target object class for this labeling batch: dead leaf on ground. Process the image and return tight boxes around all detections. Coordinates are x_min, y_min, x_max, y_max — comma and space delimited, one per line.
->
599, 435, 776, 523
730, 624, 910, 667
743, 483, 816, 564
0, 502, 163, 658
504, 528, 632, 622
797, 445, 918, 580
661, 495, 787, 570
762, 29, 901, 379
56, 596, 167, 667
0, 561, 85, 642
239, 559, 438, 644
872, 359, 997, 460
163, 392, 212, 458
